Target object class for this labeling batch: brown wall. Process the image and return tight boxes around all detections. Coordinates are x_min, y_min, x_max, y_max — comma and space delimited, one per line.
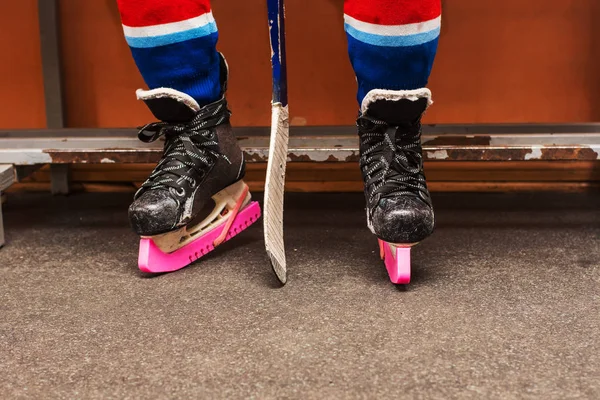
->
431, 0, 600, 123
2, 0, 600, 128
0, 1, 46, 128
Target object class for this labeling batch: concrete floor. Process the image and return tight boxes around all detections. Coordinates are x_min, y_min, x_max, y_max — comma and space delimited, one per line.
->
0, 191, 599, 399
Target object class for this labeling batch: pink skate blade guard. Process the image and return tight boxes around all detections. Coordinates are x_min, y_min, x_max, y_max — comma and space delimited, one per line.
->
379, 240, 411, 284
138, 201, 261, 273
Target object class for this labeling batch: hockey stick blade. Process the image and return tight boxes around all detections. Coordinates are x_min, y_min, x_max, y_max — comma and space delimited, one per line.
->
265, 0, 289, 284
264, 104, 289, 284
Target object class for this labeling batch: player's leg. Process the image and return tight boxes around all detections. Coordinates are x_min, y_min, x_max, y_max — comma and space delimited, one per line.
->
344, 0, 441, 283
118, 0, 222, 105
117, 0, 260, 273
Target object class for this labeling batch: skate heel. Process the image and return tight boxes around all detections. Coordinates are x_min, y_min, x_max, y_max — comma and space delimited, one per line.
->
378, 240, 412, 284
138, 181, 261, 273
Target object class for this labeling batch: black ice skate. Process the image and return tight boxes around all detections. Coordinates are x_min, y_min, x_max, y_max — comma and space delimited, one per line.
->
357, 88, 435, 284
129, 55, 261, 273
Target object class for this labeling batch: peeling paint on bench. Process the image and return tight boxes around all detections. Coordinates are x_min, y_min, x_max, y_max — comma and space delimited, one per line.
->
0, 127, 599, 165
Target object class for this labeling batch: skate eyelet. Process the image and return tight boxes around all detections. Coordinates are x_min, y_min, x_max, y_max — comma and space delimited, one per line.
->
204, 131, 216, 140
190, 179, 197, 189
176, 188, 186, 197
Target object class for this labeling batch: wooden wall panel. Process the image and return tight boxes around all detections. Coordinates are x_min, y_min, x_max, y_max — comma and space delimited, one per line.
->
0, 1, 46, 128
429, 0, 600, 123
58, 0, 149, 128
6, 0, 600, 128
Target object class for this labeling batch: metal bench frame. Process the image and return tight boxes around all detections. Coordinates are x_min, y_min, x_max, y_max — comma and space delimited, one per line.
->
0, 165, 15, 247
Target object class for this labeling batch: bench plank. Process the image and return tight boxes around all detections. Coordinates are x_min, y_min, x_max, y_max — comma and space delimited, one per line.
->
0, 164, 14, 191
0, 127, 598, 164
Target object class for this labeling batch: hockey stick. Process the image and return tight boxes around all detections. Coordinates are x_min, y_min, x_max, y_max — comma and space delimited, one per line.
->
264, 0, 289, 284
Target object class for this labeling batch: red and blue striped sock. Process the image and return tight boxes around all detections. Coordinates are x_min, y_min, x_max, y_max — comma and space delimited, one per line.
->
344, 0, 441, 104
117, 0, 221, 107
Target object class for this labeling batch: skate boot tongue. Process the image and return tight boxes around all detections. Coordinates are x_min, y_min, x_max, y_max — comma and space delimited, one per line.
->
136, 88, 201, 123
361, 89, 432, 126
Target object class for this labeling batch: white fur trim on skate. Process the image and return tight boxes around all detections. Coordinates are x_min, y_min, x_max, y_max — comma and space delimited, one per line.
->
136, 88, 201, 112
361, 88, 433, 114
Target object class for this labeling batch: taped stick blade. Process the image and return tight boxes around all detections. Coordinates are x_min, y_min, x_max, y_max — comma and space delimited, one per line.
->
264, 104, 289, 284
267, 250, 287, 285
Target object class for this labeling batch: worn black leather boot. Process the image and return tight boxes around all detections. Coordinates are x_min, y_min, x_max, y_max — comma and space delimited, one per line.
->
357, 88, 435, 284
129, 54, 260, 274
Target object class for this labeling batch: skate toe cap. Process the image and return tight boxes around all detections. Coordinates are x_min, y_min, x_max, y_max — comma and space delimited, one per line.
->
372, 196, 435, 244
129, 190, 179, 236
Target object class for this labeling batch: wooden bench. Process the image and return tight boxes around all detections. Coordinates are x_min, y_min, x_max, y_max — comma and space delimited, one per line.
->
0, 124, 599, 246
1, 125, 598, 165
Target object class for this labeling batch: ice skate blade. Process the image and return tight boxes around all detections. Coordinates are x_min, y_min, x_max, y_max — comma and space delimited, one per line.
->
138, 202, 261, 274
378, 240, 412, 284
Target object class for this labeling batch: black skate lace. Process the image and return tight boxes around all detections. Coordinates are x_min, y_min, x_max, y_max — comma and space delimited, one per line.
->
135, 99, 231, 199
358, 115, 430, 208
